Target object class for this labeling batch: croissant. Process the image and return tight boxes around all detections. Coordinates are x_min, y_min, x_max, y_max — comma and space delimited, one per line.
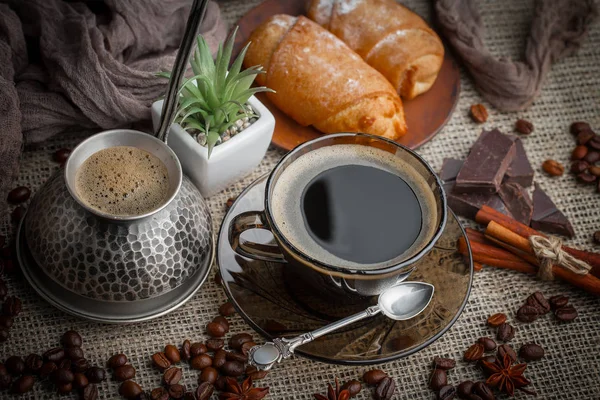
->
244, 15, 407, 140
307, 0, 444, 99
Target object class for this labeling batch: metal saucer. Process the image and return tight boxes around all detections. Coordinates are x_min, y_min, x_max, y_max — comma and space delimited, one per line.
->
16, 216, 214, 324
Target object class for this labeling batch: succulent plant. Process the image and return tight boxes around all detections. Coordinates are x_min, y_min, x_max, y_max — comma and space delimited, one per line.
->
159, 27, 273, 157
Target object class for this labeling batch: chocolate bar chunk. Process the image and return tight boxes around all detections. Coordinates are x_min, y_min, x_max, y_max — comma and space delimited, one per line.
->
440, 158, 464, 182
499, 182, 533, 225
531, 184, 574, 238
504, 138, 534, 187
444, 182, 512, 220
455, 129, 516, 194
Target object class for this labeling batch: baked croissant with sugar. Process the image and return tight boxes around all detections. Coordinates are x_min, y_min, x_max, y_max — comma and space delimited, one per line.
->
244, 15, 407, 140
307, 0, 444, 99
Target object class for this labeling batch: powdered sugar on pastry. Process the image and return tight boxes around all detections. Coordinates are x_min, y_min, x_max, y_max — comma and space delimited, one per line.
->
337, 0, 364, 14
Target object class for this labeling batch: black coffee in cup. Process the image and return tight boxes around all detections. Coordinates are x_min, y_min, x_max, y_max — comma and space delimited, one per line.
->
271, 144, 438, 270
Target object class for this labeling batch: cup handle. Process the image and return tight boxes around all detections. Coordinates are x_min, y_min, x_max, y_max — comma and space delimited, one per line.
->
228, 211, 287, 263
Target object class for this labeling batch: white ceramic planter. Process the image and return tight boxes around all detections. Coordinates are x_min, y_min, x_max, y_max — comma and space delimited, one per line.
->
151, 96, 275, 198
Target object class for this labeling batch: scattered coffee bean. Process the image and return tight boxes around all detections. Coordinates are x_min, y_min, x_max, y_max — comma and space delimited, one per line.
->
81, 384, 99, 400
588, 136, 600, 151
374, 376, 395, 400
225, 197, 236, 210
487, 313, 507, 327
577, 171, 597, 184
73, 372, 89, 389
56, 382, 73, 394
163, 367, 182, 385
25, 354, 43, 373
214, 273, 223, 287
3, 296, 22, 316
114, 364, 136, 381
11, 206, 26, 224
205, 339, 224, 352
225, 351, 247, 363
5, 356, 25, 375
53, 148, 71, 163
151, 352, 171, 370
589, 165, 600, 176
438, 385, 457, 400
473, 381, 494, 400
164, 344, 181, 363
180, 340, 191, 361
363, 369, 388, 385
463, 343, 484, 362
245, 366, 268, 381
577, 130, 596, 145
470, 104, 488, 123
555, 305, 578, 322
341, 379, 362, 397
213, 349, 226, 369
0, 329, 8, 342
496, 323, 515, 342
43, 349, 64, 367
190, 342, 208, 356
228, 333, 253, 350
61, 330, 83, 348
549, 295, 569, 310
497, 344, 517, 363
477, 337, 497, 352
571, 160, 589, 174
432, 357, 456, 370
151, 387, 169, 400
515, 119, 534, 135
66, 347, 84, 360
212, 316, 230, 332
517, 305, 540, 323
85, 366, 106, 383
221, 361, 244, 377
240, 341, 256, 356
206, 322, 226, 338
457, 380, 474, 399
72, 358, 90, 373
429, 369, 447, 391
119, 380, 143, 399
11, 375, 34, 394
477, 355, 497, 374
59, 359, 72, 370
219, 302, 236, 317
214, 376, 227, 391
584, 150, 600, 164
199, 366, 219, 384
7, 186, 31, 204
571, 145, 589, 160
196, 382, 214, 400
107, 353, 128, 369
571, 122, 591, 135
542, 159, 564, 176
526, 291, 551, 314
39, 361, 58, 378
53, 368, 74, 385
519, 343, 545, 361
168, 383, 186, 399
190, 354, 212, 370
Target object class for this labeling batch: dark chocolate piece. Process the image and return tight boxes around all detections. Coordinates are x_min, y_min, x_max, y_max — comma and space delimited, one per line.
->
444, 182, 512, 220
440, 158, 464, 182
504, 138, 534, 187
531, 184, 574, 238
498, 182, 533, 225
455, 129, 516, 194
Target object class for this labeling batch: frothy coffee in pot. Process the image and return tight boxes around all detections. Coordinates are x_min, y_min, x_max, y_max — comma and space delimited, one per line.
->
75, 146, 169, 216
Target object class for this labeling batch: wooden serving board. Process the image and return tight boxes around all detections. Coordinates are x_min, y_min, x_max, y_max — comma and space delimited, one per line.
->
232, 0, 461, 151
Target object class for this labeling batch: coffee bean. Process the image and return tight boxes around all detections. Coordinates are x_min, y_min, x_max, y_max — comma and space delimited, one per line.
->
571, 160, 589, 173
190, 342, 208, 357
589, 136, 600, 151
374, 376, 395, 400
168, 383, 186, 399
161, 367, 181, 386
473, 382, 494, 400
54, 148, 71, 163
228, 333, 253, 350
151, 387, 169, 400
363, 369, 388, 385
73, 372, 88, 389
39, 361, 58, 378
43, 348, 64, 364
497, 344, 517, 363
114, 364, 136, 381
0, 329, 9, 342
0, 373, 11, 390
53, 368, 74, 384
66, 347, 84, 360
341, 379, 362, 397
199, 366, 218, 384
526, 291, 551, 314
221, 361, 244, 377
214, 273, 223, 287
456, 381, 474, 399
470, 104, 488, 123
180, 340, 191, 361
190, 354, 212, 370
3, 296, 22, 316
212, 316, 230, 332
56, 382, 73, 394
555, 305, 578, 322
517, 305, 540, 323
577, 129, 596, 145
11, 375, 34, 394
432, 357, 456, 370
463, 343, 484, 362
206, 322, 226, 338
571, 145, 589, 160
571, 122, 591, 135
72, 358, 90, 373
549, 295, 569, 310
213, 349, 226, 368
429, 369, 447, 391
0, 363, 7, 375
240, 341, 257, 356
477, 337, 497, 352
11, 206, 26, 224
519, 343, 545, 361
85, 366, 106, 383
61, 330, 83, 348
5, 356, 25, 375
497, 323, 515, 342
515, 119, 534, 135
107, 353, 128, 369
205, 339, 224, 352
542, 159, 564, 176
584, 151, 600, 164
577, 171, 597, 184
164, 344, 181, 364
59, 358, 72, 370
487, 313, 507, 327
477, 355, 498, 375
589, 165, 600, 176
151, 352, 171, 370
7, 186, 31, 204
81, 383, 99, 400
25, 354, 43, 373
219, 302, 236, 317
119, 380, 143, 399
225, 351, 247, 363
196, 382, 214, 400
437, 385, 457, 400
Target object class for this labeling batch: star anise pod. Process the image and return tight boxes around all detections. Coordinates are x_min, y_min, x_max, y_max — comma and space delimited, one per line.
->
218, 377, 269, 400
314, 378, 350, 400
482, 354, 536, 396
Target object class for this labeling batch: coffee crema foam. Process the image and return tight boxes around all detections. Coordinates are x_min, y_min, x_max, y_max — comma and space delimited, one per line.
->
271, 144, 438, 270
75, 146, 169, 216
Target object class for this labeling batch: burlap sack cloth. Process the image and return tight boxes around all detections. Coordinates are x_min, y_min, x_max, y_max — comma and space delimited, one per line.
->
1, 0, 600, 399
